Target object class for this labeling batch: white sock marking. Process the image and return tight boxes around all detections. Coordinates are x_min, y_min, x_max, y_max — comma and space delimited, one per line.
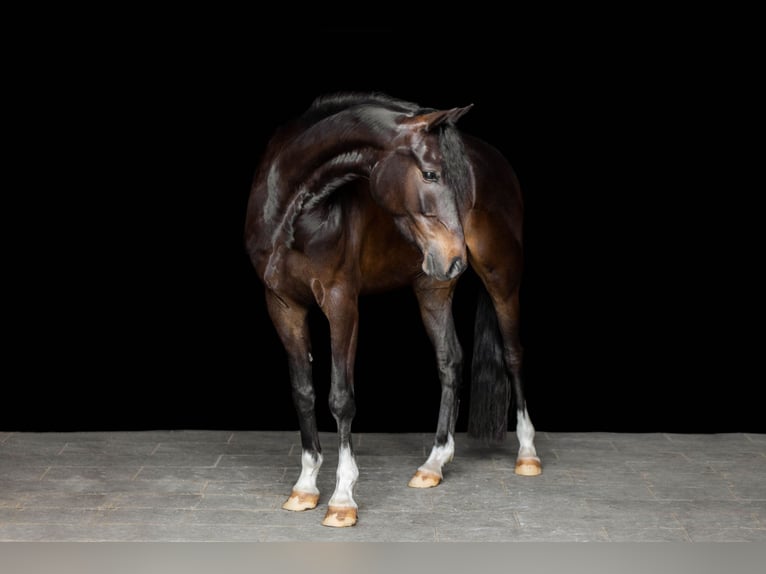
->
516, 407, 539, 460
292, 450, 323, 494
327, 445, 359, 508
418, 433, 455, 478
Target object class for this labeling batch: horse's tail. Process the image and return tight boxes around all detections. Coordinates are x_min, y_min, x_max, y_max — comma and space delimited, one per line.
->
467, 283, 511, 442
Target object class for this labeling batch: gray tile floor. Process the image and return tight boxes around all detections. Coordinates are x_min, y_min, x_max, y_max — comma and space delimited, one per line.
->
1, 430, 764, 542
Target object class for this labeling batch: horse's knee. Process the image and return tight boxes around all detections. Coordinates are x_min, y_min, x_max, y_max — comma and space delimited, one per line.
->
435, 343, 463, 379
291, 384, 316, 414
328, 390, 356, 421
436, 366, 462, 394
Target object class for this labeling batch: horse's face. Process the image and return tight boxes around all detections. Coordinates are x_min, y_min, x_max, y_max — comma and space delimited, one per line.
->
371, 106, 473, 282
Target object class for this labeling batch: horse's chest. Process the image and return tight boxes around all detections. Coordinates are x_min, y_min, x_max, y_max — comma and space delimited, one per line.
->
358, 231, 421, 292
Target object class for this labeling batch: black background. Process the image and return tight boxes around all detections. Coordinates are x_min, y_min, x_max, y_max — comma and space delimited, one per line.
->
7, 23, 760, 434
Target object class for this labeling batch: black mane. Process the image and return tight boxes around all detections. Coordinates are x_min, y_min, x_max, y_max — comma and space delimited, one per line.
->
300, 92, 426, 126
439, 121, 473, 210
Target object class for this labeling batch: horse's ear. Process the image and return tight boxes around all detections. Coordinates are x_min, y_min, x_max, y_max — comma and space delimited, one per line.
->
400, 104, 474, 132
446, 104, 473, 124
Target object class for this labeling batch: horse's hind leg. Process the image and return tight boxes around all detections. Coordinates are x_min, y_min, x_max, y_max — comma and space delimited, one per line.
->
408, 280, 462, 488
466, 211, 541, 476
490, 289, 542, 476
265, 292, 323, 511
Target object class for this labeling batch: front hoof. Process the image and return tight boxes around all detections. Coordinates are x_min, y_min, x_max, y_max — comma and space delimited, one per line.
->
321, 506, 357, 527
282, 490, 319, 511
408, 469, 441, 488
515, 457, 542, 476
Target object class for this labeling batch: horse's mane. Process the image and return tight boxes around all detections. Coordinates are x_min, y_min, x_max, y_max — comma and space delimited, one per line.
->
300, 92, 426, 126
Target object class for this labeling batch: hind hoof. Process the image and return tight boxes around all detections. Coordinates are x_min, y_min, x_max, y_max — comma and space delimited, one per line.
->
321, 506, 357, 527
515, 457, 542, 476
282, 491, 319, 511
408, 469, 441, 488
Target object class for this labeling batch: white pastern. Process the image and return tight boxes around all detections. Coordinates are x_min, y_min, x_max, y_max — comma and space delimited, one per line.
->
327, 445, 359, 509
516, 408, 539, 460
418, 433, 455, 478
293, 450, 323, 495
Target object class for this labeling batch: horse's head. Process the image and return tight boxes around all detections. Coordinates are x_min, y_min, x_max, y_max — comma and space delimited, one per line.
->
370, 105, 473, 281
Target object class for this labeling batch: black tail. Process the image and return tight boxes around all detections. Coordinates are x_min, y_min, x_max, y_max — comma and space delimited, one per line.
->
467, 283, 511, 442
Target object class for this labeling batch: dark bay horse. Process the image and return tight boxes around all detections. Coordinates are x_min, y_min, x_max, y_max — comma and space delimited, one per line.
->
245, 92, 541, 527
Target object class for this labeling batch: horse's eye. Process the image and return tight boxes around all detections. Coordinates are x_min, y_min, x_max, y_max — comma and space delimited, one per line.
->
422, 171, 439, 182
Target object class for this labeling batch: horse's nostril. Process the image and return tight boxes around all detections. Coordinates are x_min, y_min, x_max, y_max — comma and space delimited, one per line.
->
447, 257, 465, 279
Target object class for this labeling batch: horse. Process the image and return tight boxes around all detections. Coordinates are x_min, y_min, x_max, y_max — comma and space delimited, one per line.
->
244, 92, 541, 527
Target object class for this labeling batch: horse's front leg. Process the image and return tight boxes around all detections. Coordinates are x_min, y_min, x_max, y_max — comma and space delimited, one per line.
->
265, 292, 323, 512
318, 284, 360, 527
409, 280, 462, 488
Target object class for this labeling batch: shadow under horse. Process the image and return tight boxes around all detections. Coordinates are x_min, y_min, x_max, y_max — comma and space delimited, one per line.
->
245, 92, 541, 527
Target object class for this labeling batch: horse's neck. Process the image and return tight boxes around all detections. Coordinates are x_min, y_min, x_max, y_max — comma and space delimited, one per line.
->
257, 109, 399, 289
266, 110, 397, 211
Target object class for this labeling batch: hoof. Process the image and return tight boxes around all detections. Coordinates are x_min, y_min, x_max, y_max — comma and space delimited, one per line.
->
321, 506, 357, 527
408, 469, 441, 488
282, 490, 319, 511
515, 457, 542, 476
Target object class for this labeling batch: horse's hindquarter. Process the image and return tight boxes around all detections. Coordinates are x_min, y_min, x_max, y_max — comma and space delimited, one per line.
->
463, 135, 523, 236
463, 135, 524, 287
